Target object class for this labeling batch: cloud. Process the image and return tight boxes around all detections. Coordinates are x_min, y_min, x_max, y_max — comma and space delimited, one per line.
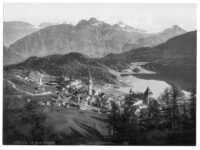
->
121, 17, 162, 33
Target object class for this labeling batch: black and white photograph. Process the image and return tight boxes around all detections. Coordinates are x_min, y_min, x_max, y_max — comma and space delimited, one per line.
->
2, 2, 197, 146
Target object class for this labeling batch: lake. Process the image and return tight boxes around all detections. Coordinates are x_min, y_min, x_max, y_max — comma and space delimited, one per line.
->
117, 74, 190, 99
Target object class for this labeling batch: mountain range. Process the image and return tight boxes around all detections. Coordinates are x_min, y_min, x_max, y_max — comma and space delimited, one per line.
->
4, 18, 186, 65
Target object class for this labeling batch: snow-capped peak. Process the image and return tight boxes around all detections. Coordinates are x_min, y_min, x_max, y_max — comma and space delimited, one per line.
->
88, 17, 103, 26
116, 21, 127, 28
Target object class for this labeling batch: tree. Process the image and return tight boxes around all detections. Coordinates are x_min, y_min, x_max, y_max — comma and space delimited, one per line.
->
181, 100, 190, 129
160, 84, 184, 129
148, 99, 161, 129
21, 101, 58, 143
169, 83, 183, 129
159, 88, 171, 128
189, 88, 196, 130
108, 96, 140, 144
161, 88, 170, 106
4, 101, 59, 144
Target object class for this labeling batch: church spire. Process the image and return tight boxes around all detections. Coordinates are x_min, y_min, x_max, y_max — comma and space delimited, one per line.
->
143, 86, 153, 105
39, 75, 43, 86
88, 66, 93, 96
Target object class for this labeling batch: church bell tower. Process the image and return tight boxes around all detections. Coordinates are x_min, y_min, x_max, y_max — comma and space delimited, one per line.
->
88, 68, 93, 96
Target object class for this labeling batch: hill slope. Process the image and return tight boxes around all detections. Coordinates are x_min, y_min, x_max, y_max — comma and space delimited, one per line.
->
3, 46, 24, 65
5, 52, 116, 84
100, 31, 196, 90
127, 25, 186, 49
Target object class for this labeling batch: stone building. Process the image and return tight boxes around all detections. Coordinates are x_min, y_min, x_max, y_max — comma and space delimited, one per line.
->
143, 86, 153, 105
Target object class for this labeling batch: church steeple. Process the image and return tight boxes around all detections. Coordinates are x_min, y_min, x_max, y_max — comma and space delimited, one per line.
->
39, 75, 43, 86
143, 86, 153, 105
88, 67, 93, 96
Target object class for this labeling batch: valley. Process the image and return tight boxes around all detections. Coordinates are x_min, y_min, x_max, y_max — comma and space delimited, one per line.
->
3, 58, 194, 145
3, 16, 196, 145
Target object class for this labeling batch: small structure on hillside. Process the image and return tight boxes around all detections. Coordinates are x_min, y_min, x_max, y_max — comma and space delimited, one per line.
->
28, 70, 42, 83
37, 75, 45, 92
39, 76, 43, 86
27, 99, 31, 103
70, 80, 82, 87
80, 101, 88, 110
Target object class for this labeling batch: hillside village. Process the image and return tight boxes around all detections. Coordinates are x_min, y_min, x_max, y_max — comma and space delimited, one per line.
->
7, 68, 157, 117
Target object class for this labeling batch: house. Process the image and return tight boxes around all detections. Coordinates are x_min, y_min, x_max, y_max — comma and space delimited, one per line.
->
70, 80, 82, 87
88, 96, 96, 105
94, 89, 101, 96
46, 101, 51, 106
62, 75, 70, 81
28, 70, 42, 83
27, 99, 31, 103
115, 100, 121, 107
133, 100, 148, 109
38, 101, 46, 106
34, 85, 45, 93
79, 101, 88, 110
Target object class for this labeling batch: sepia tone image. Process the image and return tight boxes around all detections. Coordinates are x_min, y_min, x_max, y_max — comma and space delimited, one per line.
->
3, 3, 196, 145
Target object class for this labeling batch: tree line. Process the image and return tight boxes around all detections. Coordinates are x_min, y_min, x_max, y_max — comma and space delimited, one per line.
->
108, 83, 196, 145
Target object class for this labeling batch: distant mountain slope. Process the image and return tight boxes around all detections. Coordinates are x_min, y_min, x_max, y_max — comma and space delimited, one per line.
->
101, 31, 196, 68
101, 31, 196, 91
3, 21, 38, 46
5, 52, 116, 84
39, 22, 58, 28
124, 25, 186, 50
7, 18, 147, 60
3, 46, 24, 65
4, 18, 187, 66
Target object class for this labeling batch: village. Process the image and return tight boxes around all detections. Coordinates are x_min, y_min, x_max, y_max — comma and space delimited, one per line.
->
11, 69, 154, 116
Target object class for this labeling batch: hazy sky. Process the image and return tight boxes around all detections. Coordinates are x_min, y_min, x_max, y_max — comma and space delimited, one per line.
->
4, 3, 196, 32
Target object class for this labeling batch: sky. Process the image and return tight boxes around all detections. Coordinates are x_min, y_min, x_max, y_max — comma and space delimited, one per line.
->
3, 3, 196, 32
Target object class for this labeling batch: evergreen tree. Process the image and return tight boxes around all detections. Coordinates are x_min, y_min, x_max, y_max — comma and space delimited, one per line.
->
168, 83, 183, 129
181, 100, 190, 129
108, 96, 140, 144
162, 88, 170, 106
148, 99, 161, 129
159, 88, 171, 128
160, 84, 183, 129
189, 88, 196, 129
170, 83, 183, 129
